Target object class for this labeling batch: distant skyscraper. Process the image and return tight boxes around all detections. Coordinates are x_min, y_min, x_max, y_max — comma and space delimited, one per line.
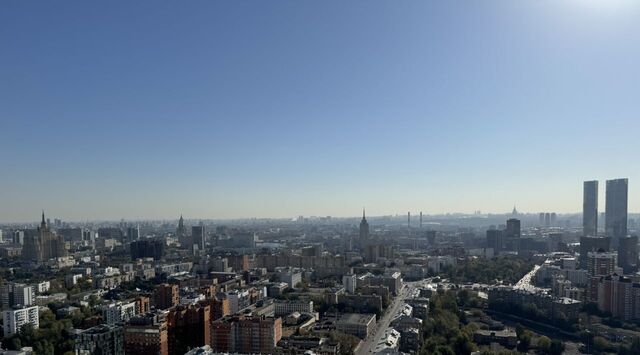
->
130, 239, 165, 261
618, 235, 639, 273
504, 218, 521, 251
23, 212, 68, 263
486, 229, 504, 252
583, 180, 598, 236
359, 209, 369, 244
192, 225, 206, 252
127, 226, 140, 243
544, 213, 551, 228
176, 215, 189, 247
605, 178, 628, 246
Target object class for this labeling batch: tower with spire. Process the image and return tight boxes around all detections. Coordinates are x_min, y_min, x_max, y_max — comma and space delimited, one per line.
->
23, 211, 67, 263
40, 210, 48, 230
176, 214, 189, 247
359, 209, 370, 244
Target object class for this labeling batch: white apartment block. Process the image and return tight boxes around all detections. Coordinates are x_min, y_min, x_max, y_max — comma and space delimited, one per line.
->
3, 306, 39, 336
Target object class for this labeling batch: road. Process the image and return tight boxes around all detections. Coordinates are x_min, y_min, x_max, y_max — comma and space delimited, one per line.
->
514, 264, 547, 293
356, 283, 414, 355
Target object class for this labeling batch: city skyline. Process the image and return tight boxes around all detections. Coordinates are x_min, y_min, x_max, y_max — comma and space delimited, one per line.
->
2, 1, 640, 221
3, 194, 640, 225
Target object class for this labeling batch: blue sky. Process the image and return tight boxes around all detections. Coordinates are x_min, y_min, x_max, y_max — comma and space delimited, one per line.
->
1, 1, 640, 221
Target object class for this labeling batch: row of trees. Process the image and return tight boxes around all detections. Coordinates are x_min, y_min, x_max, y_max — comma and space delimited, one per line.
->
442, 256, 535, 285
514, 323, 564, 354
418, 290, 478, 355
417, 289, 571, 355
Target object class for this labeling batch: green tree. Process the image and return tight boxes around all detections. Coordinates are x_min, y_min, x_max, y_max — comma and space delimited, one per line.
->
549, 339, 565, 355
537, 335, 551, 353
593, 336, 612, 353
517, 330, 532, 352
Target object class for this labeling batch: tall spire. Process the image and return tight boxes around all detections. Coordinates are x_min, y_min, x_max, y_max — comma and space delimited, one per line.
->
362, 208, 366, 219
40, 210, 48, 230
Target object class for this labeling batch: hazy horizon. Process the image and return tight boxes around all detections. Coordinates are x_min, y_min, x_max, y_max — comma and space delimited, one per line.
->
2, 1, 640, 222
4, 207, 640, 225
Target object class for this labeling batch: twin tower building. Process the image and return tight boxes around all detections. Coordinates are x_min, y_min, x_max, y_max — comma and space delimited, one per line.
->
583, 178, 629, 248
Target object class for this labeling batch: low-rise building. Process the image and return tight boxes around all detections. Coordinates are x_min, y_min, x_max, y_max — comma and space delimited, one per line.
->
336, 313, 376, 339
274, 299, 314, 317
473, 329, 517, 348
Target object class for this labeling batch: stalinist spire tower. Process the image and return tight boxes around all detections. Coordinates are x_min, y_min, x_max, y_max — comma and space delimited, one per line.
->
23, 211, 67, 263
359, 209, 369, 244
41, 210, 47, 230
176, 214, 189, 246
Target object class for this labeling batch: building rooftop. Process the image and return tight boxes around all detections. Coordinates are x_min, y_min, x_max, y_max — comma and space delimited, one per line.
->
337, 313, 375, 325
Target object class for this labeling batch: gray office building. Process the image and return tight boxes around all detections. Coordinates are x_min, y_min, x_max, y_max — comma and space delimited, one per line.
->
583, 180, 598, 236
192, 225, 206, 252
605, 178, 628, 247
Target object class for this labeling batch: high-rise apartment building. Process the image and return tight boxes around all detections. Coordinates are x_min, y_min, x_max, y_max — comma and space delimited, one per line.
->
98, 227, 124, 241
124, 313, 169, 355
343, 274, 357, 293
167, 304, 211, 355
2, 306, 39, 336
504, 218, 520, 251
153, 284, 179, 310
135, 296, 150, 315
210, 315, 282, 354
75, 324, 125, 355
130, 239, 164, 260
192, 225, 206, 252
587, 252, 617, 277
1, 283, 35, 309
486, 229, 504, 252
618, 235, 639, 273
126, 226, 140, 243
199, 297, 231, 322
579, 236, 611, 269
583, 180, 598, 236
597, 275, 640, 321
605, 178, 628, 247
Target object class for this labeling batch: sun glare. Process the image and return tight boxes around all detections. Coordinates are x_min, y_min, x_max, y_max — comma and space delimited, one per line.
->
574, 0, 637, 14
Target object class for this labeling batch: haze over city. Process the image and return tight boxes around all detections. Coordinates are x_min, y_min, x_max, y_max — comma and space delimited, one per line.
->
2, 1, 640, 221
5, 2, 640, 355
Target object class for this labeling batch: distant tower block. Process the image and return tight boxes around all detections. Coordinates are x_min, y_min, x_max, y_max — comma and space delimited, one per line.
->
359, 209, 369, 243
420, 212, 423, 228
